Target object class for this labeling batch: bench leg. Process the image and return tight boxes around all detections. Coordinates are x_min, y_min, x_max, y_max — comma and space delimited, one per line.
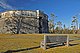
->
40, 42, 46, 50
40, 43, 43, 48
44, 35, 47, 50
43, 43, 46, 50
67, 35, 69, 47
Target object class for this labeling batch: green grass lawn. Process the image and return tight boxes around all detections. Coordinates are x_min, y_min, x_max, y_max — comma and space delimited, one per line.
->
0, 34, 80, 53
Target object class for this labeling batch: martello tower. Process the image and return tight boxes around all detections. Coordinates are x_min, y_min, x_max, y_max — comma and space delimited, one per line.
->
0, 10, 48, 34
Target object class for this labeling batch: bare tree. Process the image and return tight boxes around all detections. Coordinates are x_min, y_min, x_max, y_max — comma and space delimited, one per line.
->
57, 21, 62, 30
48, 13, 57, 33
72, 16, 78, 30
71, 16, 78, 34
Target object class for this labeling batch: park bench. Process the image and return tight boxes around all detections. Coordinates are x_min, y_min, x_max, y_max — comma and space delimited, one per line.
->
40, 34, 69, 50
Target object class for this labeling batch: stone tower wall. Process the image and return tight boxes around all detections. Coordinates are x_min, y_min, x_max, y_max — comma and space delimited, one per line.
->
0, 10, 48, 34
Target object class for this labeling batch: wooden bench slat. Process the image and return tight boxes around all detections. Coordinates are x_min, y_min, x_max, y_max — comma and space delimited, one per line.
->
40, 35, 69, 50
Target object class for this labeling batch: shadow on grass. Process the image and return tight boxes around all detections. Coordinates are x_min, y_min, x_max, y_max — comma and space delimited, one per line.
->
47, 43, 79, 49
47, 44, 65, 49
69, 43, 79, 46
1, 44, 79, 53
2, 46, 40, 53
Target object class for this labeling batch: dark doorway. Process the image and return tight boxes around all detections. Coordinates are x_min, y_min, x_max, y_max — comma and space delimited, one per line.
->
39, 17, 42, 33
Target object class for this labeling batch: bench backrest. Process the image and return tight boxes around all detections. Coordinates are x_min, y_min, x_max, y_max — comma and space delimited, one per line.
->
45, 35, 67, 43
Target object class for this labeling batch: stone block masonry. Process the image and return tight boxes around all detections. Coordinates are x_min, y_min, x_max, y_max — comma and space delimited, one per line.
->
0, 10, 48, 34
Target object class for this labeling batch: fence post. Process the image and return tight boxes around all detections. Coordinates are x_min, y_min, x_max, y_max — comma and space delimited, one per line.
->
44, 35, 46, 50
67, 35, 69, 47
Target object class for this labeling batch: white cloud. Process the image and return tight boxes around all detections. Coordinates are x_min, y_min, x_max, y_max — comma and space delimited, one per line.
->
0, 0, 15, 10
